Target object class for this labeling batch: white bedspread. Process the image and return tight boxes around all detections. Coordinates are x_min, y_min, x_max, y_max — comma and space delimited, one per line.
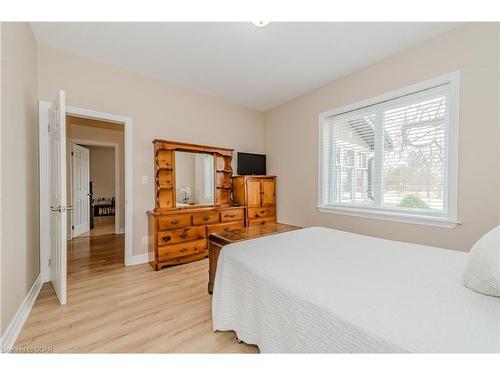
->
212, 227, 500, 353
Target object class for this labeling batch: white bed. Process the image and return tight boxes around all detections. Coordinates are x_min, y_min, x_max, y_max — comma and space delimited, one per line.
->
212, 227, 500, 353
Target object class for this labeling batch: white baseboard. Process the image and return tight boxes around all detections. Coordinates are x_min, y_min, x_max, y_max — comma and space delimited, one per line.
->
1, 274, 43, 352
129, 252, 149, 265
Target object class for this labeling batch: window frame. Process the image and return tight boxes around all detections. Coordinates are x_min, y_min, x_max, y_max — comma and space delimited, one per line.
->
317, 72, 460, 228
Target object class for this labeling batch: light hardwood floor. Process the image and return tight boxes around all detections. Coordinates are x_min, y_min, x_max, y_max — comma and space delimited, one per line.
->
14, 234, 258, 353
76, 216, 116, 238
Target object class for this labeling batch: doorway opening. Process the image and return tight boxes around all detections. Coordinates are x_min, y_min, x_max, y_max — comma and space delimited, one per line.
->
67, 115, 124, 238
39, 97, 133, 305
66, 116, 125, 273
71, 143, 120, 238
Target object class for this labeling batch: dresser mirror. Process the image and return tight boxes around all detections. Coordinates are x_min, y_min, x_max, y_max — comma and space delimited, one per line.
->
153, 139, 234, 209
174, 151, 214, 207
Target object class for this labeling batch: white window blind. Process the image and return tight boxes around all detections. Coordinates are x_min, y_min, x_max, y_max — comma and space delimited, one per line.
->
318, 74, 459, 227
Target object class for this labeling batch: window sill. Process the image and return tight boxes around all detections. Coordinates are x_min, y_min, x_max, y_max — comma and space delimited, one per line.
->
317, 206, 461, 228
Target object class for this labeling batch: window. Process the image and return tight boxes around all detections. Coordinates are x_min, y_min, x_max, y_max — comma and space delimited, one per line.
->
318, 73, 459, 227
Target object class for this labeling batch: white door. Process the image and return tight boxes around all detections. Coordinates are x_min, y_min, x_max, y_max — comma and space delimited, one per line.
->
72, 144, 90, 237
49, 90, 67, 305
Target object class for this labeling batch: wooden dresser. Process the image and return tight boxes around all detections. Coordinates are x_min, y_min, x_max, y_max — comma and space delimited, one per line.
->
147, 140, 245, 270
233, 175, 276, 226
148, 206, 244, 270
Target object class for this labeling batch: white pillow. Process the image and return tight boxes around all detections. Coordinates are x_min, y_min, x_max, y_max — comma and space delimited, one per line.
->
463, 225, 500, 297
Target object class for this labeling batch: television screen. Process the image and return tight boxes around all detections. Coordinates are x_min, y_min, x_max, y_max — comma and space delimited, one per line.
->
237, 152, 266, 175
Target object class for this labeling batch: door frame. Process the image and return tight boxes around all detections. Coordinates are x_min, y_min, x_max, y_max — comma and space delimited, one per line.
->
69, 139, 121, 239
39, 102, 134, 283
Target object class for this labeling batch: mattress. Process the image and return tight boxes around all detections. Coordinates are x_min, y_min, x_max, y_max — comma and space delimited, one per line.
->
212, 227, 500, 353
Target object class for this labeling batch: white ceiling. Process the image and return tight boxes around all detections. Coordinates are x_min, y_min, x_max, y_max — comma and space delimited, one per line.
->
31, 22, 459, 111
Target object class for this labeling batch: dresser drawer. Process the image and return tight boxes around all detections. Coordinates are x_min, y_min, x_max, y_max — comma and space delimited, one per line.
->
158, 226, 206, 245
248, 217, 276, 227
158, 239, 207, 261
192, 211, 219, 225
207, 221, 244, 234
248, 207, 276, 219
220, 208, 244, 222
158, 214, 192, 230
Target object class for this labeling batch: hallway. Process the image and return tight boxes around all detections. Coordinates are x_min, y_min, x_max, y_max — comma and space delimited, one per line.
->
68, 232, 124, 276
74, 216, 117, 239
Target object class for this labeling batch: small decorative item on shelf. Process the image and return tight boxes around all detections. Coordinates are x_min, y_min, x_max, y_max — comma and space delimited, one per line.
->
180, 186, 192, 204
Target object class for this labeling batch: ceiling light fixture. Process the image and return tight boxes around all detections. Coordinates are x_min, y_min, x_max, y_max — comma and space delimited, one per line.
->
251, 21, 270, 28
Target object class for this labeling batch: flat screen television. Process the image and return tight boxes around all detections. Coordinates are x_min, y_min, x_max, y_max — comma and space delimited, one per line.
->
237, 152, 266, 175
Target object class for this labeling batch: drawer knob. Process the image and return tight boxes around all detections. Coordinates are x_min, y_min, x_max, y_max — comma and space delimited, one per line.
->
179, 248, 189, 253
164, 235, 171, 242
224, 227, 230, 231
171, 219, 180, 225
202, 216, 210, 221
226, 214, 235, 218
179, 231, 188, 239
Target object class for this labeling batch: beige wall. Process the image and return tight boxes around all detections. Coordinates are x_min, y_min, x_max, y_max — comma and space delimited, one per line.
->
88, 146, 116, 200
264, 23, 500, 251
37, 44, 266, 255
1, 23, 39, 334
0, 21, 2, 337
67, 117, 125, 231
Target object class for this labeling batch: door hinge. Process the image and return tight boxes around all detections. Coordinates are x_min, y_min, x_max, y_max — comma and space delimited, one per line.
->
48, 258, 52, 268
71, 151, 74, 156
72, 225, 74, 230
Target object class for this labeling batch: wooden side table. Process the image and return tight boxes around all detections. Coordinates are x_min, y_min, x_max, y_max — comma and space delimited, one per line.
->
208, 223, 302, 294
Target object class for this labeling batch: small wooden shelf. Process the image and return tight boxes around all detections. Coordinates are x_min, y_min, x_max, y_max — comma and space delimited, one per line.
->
158, 183, 173, 189
216, 155, 232, 174
157, 188, 174, 208
216, 188, 231, 204
156, 149, 173, 170
157, 169, 173, 189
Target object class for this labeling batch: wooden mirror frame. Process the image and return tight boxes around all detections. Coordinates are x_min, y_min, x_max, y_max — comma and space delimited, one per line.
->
153, 139, 234, 211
